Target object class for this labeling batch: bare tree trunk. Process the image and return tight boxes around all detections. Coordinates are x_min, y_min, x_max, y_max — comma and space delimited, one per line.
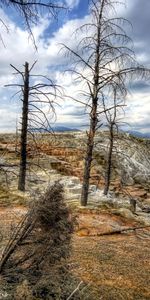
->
18, 62, 29, 191
81, 106, 97, 206
64, 0, 149, 205
8, 61, 57, 191
80, 2, 104, 206
104, 123, 114, 195
15, 119, 18, 154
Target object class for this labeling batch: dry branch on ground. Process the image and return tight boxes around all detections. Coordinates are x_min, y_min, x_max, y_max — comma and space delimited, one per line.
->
0, 182, 74, 297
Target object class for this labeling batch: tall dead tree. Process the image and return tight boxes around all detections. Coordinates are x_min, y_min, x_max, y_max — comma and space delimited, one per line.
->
62, 0, 150, 206
7, 61, 61, 191
103, 121, 115, 195
18, 62, 29, 191
102, 89, 125, 195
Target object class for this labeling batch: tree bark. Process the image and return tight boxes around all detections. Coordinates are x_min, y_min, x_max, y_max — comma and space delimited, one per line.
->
18, 62, 29, 191
80, 2, 104, 206
90, 225, 150, 237
81, 105, 97, 206
104, 123, 114, 195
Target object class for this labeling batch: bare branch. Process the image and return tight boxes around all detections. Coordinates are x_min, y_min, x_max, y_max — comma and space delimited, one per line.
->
66, 281, 84, 300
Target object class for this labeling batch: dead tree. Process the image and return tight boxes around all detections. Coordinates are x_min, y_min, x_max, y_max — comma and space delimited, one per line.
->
18, 62, 29, 191
103, 89, 125, 195
62, 0, 150, 206
6, 61, 61, 191
0, 183, 73, 285
104, 121, 115, 195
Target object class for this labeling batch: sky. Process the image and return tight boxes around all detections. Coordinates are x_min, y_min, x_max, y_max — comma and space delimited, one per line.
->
0, 0, 150, 134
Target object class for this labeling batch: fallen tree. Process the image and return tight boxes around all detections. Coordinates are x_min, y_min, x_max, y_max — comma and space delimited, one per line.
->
0, 182, 74, 297
90, 225, 150, 237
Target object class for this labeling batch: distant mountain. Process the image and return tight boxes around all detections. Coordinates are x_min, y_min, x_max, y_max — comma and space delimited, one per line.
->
52, 126, 81, 132
127, 131, 150, 139
30, 126, 81, 133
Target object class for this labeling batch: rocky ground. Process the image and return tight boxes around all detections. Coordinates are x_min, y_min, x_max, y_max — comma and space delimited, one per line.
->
0, 132, 150, 299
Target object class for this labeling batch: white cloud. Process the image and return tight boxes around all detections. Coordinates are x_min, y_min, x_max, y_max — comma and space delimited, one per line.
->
124, 91, 150, 133
0, 8, 90, 131
0, 106, 20, 132
0, 3, 149, 134
65, 0, 80, 9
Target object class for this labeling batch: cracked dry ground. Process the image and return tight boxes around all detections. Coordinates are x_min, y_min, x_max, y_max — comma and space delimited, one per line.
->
0, 207, 150, 300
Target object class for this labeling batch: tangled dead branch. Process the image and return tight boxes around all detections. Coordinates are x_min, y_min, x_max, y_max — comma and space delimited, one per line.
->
0, 182, 73, 286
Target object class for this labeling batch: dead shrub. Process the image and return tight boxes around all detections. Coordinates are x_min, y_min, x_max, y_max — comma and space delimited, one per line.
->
0, 182, 74, 298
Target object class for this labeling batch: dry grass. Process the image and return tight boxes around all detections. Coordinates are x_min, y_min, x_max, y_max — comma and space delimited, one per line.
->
70, 223, 150, 299
0, 183, 75, 299
0, 186, 27, 206
0, 206, 150, 299
0, 133, 150, 299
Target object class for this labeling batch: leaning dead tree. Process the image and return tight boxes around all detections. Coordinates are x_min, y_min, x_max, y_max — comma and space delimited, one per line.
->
6, 61, 61, 191
0, 182, 73, 297
62, 0, 150, 206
